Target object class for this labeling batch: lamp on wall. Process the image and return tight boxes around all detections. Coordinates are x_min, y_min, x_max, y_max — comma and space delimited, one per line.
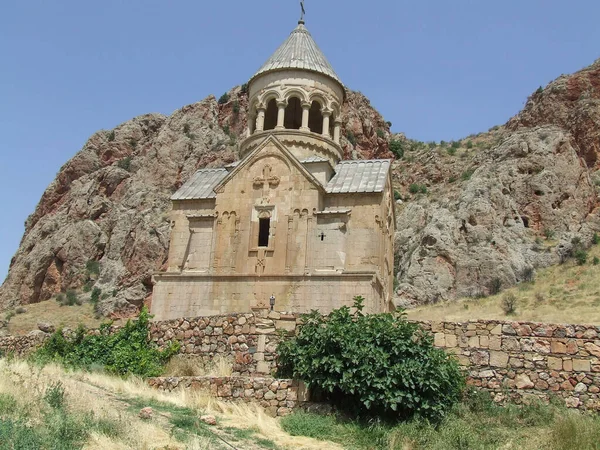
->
269, 294, 276, 311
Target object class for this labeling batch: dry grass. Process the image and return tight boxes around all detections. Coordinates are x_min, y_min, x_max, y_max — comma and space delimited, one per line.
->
0, 358, 337, 450
407, 244, 600, 324
4, 299, 123, 335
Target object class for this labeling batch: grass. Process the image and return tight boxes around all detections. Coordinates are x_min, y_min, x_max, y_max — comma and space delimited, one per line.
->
0, 357, 332, 450
162, 354, 233, 377
407, 244, 600, 324
281, 390, 600, 450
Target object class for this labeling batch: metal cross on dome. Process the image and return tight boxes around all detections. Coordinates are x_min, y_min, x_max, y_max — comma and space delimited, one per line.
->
300, 0, 306, 22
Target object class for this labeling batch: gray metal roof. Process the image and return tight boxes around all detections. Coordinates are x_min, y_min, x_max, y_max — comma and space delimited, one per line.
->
251, 22, 341, 84
171, 168, 228, 200
326, 160, 391, 194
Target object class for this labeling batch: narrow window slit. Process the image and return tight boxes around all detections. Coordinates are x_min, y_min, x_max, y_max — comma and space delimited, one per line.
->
258, 218, 270, 247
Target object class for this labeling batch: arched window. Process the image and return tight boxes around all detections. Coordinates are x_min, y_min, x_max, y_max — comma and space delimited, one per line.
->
284, 97, 302, 130
308, 101, 323, 134
264, 99, 278, 131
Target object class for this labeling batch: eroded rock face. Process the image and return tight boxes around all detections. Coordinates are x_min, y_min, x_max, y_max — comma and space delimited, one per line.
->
394, 127, 600, 306
0, 87, 392, 314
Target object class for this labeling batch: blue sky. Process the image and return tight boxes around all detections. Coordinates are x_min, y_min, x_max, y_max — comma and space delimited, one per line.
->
1, 0, 599, 281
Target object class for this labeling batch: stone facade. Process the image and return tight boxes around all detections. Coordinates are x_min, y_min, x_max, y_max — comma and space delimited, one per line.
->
150, 20, 395, 320
147, 376, 307, 417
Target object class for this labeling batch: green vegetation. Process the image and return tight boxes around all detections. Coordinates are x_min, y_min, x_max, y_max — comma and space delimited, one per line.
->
536, 86, 544, 95
501, 293, 517, 315
409, 184, 427, 195
56, 290, 82, 307
389, 139, 404, 159
393, 190, 401, 201
346, 131, 357, 146
376, 128, 385, 139
447, 147, 457, 156
107, 130, 115, 142
544, 228, 555, 240
117, 156, 132, 172
33, 307, 179, 377
218, 92, 230, 104
240, 83, 249, 95
461, 168, 475, 181
450, 141, 460, 149
466, 140, 474, 149
488, 278, 502, 295
233, 100, 240, 114
85, 260, 100, 276
281, 390, 600, 450
277, 297, 465, 421
575, 249, 588, 266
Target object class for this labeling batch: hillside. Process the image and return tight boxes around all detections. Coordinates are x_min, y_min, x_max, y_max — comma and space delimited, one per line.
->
1, 59, 600, 316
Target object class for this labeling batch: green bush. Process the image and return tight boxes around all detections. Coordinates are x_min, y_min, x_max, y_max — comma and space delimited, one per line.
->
218, 92, 230, 104
33, 307, 179, 377
277, 297, 465, 421
85, 260, 100, 276
409, 184, 427, 195
107, 130, 115, 142
488, 278, 502, 295
240, 83, 249, 95
389, 139, 404, 159
451, 141, 460, 149
501, 293, 517, 315
90, 288, 101, 305
574, 250, 588, 266
447, 147, 457, 156
233, 100, 240, 114
593, 233, 599, 245
346, 131, 357, 146
117, 157, 132, 172
461, 169, 475, 181
44, 382, 66, 409
393, 190, 401, 201
593, 256, 599, 266
543, 228, 555, 240
536, 86, 544, 95
376, 129, 385, 139
466, 140, 474, 149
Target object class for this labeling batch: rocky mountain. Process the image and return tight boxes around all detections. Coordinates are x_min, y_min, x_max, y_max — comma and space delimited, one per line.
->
0, 89, 392, 315
2, 59, 599, 314
392, 59, 600, 306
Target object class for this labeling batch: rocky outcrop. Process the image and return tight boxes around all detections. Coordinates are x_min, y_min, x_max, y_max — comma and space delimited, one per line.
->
0, 87, 391, 314
393, 59, 600, 306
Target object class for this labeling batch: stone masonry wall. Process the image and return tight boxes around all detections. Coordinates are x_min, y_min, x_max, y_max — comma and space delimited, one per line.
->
3, 310, 600, 410
419, 320, 600, 410
147, 376, 307, 417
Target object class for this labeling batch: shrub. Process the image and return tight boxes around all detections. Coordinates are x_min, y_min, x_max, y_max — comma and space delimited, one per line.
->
461, 169, 475, 181
536, 86, 544, 95
128, 138, 137, 149
33, 307, 179, 377
447, 147, 457, 156
535, 292, 545, 303
575, 250, 588, 266
521, 267, 535, 282
15, 307, 27, 315
222, 125, 231, 136
233, 100, 240, 114
85, 260, 100, 276
501, 293, 517, 315
346, 131, 357, 146
117, 157, 132, 172
183, 123, 190, 134
4, 311, 16, 322
594, 256, 600, 266
107, 130, 115, 142
466, 140, 474, 149
44, 382, 66, 409
451, 141, 460, 149
593, 233, 600, 245
277, 297, 465, 421
543, 228, 555, 240
90, 288, 101, 305
448, 176, 457, 183
389, 139, 404, 159
240, 83, 249, 95
376, 129, 385, 139
218, 92, 230, 104
488, 278, 502, 295
393, 190, 401, 201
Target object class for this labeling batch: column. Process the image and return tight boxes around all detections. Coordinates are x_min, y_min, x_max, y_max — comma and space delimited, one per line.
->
322, 110, 332, 138
300, 102, 311, 132
333, 118, 342, 144
247, 113, 256, 136
276, 101, 287, 130
256, 107, 266, 132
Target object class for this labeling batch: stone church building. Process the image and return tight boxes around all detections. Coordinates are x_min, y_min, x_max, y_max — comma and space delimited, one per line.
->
151, 19, 395, 320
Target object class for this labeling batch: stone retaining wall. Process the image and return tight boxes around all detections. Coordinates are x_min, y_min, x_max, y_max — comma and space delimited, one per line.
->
147, 376, 307, 417
149, 309, 297, 376
0, 333, 48, 356
419, 320, 600, 410
3, 310, 600, 410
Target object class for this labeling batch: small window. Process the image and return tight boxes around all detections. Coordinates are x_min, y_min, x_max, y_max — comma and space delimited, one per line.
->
258, 218, 270, 247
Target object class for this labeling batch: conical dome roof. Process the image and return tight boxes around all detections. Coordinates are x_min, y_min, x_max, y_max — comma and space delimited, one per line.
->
250, 22, 342, 85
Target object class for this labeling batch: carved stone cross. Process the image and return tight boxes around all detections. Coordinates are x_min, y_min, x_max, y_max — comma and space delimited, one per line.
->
253, 164, 280, 198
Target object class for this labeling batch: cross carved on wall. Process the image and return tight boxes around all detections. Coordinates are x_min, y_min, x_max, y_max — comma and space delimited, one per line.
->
253, 164, 280, 199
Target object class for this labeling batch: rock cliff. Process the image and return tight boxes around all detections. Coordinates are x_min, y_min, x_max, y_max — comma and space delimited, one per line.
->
0, 88, 392, 314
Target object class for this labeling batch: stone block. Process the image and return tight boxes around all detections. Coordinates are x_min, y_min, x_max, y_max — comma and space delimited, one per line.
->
515, 374, 534, 389
275, 320, 297, 332
502, 337, 520, 352
551, 341, 567, 354
489, 336, 502, 350
584, 343, 600, 358
445, 334, 458, 348
256, 361, 270, 374
573, 359, 591, 372
490, 325, 502, 335
547, 357, 563, 371
563, 359, 573, 372
434, 333, 446, 347
489, 351, 509, 368
479, 335, 489, 348
468, 336, 480, 348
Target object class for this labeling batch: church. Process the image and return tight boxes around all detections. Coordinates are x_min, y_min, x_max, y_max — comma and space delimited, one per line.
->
151, 16, 395, 320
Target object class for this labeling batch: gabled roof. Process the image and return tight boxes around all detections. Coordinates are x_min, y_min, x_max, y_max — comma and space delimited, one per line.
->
251, 22, 341, 85
326, 160, 391, 194
214, 134, 327, 195
171, 168, 228, 200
